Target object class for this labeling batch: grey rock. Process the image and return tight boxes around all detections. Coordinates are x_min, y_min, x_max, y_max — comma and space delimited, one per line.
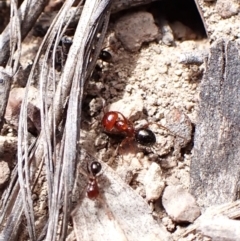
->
115, 11, 159, 52
162, 185, 201, 223
216, 0, 239, 18
5, 87, 41, 134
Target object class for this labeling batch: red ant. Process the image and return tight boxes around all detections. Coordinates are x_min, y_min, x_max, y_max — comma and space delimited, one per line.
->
92, 48, 112, 80
101, 110, 175, 148
102, 111, 135, 137
86, 160, 102, 200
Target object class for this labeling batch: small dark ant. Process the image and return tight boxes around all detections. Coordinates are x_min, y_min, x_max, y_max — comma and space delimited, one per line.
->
99, 49, 112, 62
86, 161, 102, 200
91, 48, 112, 80
48, 35, 73, 71
33, 25, 48, 37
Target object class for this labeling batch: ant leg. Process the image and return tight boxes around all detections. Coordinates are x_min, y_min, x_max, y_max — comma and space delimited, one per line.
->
107, 144, 119, 165
141, 122, 187, 141
118, 137, 137, 159
119, 136, 133, 149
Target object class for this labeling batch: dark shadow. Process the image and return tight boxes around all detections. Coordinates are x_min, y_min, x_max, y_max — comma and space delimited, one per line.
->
151, 0, 207, 38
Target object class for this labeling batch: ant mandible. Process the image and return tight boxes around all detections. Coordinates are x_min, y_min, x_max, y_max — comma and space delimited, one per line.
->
86, 161, 102, 200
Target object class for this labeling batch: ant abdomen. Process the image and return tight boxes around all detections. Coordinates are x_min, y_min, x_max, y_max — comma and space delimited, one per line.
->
99, 50, 112, 62
87, 178, 100, 200
135, 128, 156, 146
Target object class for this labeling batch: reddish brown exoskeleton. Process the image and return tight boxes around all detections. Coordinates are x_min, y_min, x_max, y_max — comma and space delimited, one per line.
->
86, 161, 102, 200
102, 110, 161, 147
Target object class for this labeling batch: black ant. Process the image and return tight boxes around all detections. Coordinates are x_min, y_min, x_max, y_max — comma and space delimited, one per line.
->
99, 49, 112, 62
49, 35, 73, 71
86, 160, 102, 200
91, 48, 112, 80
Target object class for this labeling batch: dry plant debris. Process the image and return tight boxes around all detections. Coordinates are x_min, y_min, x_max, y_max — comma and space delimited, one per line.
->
0, 0, 240, 240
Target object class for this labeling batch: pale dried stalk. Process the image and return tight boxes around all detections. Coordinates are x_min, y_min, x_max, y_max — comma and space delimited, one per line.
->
0, 0, 112, 240
0, 0, 47, 65
181, 200, 240, 238
9, 0, 21, 74
16, 2, 79, 240
0, 0, 78, 236
59, 3, 111, 239
0, 0, 25, 240
0, 0, 21, 128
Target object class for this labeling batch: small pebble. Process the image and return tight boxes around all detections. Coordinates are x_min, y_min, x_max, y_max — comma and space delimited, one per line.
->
144, 162, 165, 201
162, 185, 201, 223
115, 11, 159, 52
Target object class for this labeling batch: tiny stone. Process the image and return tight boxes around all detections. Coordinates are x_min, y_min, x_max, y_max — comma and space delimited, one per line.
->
144, 162, 165, 201
94, 134, 108, 149
162, 185, 201, 223
157, 64, 168, 74
5, 87, 41, 134
89, 98, 102, 116
216, 0, 239, 18
174, 82, 180, 88
162, 216, 175, 232
160, 19, 174, 46
170, 21, 197, 40
185, 102, 194, 111
108, 96, 144, 121
152, 45, 161, 54
160, 156, 178, 169
174, 69, 183, 76
125, 84, 133, 92
115, 11, 159, 52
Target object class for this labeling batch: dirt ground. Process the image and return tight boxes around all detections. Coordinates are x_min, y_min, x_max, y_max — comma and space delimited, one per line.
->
1, 0, 239, 240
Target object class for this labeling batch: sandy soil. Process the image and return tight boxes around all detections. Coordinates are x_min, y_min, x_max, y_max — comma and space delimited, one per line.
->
1, 0, 239, 240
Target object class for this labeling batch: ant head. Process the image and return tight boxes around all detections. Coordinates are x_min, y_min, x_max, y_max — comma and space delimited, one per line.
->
87, 161, 102, 177
135, 128, 156, 146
